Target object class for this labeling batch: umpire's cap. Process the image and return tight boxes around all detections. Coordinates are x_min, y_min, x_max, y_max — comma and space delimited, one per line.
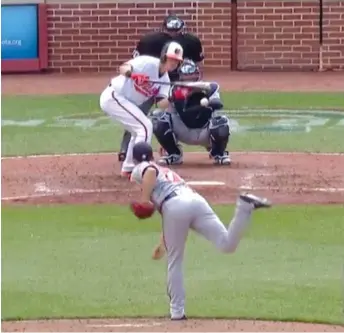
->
132, 142, 154, 163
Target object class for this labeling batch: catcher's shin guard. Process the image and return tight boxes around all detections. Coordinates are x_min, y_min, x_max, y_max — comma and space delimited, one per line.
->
209, 115, 230, 157
152, 112, 181, 156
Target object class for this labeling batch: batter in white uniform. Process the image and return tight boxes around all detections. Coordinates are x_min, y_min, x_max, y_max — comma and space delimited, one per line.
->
100, 41, 184, 176
130, 141, 272, 320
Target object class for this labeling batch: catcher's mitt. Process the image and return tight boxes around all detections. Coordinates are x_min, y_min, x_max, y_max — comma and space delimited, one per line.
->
130, 201, 155, 219
185, 90, 208, 109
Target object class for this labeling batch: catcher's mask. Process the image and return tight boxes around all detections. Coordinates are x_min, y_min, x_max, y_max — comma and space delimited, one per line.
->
132, 142, 154, 164
162, 14, 185, 34
178, 59, 201, 82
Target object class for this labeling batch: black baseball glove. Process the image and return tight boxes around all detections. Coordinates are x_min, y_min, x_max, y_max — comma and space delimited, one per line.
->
185, 91, 208, 109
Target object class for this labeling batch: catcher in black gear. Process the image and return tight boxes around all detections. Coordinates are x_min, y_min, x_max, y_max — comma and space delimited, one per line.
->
118, 14, 204, 162
151, 59, 231, 166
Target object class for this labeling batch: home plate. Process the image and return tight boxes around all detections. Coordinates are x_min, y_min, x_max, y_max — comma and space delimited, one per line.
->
187, 181, 225, 186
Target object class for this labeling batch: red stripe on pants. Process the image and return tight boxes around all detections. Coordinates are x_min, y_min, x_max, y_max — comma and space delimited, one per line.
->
111, 91, 148, 142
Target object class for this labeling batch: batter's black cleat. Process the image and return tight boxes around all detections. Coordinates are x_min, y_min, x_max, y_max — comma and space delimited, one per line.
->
240, 193, 271, 209
171, 315, 187, 321
118, 152, 126, 162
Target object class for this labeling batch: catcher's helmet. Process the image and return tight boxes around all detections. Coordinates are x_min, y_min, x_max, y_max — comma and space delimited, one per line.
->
132, 142, 154, 163
178, 59, 201, 81
163, 14, 185, 33
161, 41, 184, 62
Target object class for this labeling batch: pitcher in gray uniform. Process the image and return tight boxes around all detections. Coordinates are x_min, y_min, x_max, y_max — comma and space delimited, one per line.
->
130, 141, 272, 320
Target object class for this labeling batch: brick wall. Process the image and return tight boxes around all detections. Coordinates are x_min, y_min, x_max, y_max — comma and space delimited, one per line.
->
46, 0, 344, 73
237, 0, 319, 70
47, 1, 231, 73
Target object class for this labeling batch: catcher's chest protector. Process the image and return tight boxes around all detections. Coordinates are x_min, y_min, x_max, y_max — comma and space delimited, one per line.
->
173, 89, 212, 128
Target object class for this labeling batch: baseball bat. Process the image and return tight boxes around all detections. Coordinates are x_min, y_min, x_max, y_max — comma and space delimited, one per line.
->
147, 80, 211, 90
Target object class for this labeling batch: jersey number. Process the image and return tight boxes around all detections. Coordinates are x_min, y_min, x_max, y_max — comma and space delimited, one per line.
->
161, 167, 183, 183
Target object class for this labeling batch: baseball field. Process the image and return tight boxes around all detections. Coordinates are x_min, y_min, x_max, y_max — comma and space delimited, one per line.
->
2, 72, 344, 332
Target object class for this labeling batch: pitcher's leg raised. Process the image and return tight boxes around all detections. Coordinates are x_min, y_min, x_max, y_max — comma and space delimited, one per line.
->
191, 194, 270, 253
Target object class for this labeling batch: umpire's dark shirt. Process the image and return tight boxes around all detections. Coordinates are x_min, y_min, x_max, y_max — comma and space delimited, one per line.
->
175, 33, 204, 63
136, 31, 203, 62
136, 32, 172, 58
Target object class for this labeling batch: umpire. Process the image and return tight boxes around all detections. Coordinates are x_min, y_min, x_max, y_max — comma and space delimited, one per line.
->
117, 14, 204, 162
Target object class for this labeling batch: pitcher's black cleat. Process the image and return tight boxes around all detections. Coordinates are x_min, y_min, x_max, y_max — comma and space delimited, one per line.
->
240, 193, 272, 209
171, 315, 187, 321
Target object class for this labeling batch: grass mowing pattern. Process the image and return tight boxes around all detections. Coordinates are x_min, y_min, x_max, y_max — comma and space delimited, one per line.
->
2, 205, 343, 324
2, 92, 344, 155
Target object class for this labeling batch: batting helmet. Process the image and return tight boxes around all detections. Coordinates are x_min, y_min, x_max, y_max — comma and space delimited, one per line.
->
132, 142, 154, 163
161, 41, 184, 62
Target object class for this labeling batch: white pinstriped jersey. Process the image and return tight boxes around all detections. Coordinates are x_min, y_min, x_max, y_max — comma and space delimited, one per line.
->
110, 56, 170, 106
131, 161, 187, 208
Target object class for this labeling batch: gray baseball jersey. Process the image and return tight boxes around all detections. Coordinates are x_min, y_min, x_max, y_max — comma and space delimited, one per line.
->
131, 161, 187, 208
131, 161, 257, 320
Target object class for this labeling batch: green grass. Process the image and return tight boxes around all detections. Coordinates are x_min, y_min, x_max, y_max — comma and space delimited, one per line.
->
2, 92, 344, 156
2, 204, 344, 324
2, 91, 344, 325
